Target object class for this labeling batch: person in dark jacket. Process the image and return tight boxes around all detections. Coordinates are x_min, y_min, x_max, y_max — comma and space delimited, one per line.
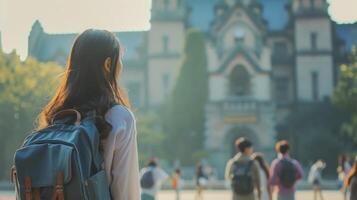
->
195, 163, 207, 200
345, 157, 357, 200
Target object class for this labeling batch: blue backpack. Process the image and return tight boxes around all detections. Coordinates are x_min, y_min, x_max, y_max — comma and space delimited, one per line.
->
12, 109, 111, 200
140, 169, 155, 189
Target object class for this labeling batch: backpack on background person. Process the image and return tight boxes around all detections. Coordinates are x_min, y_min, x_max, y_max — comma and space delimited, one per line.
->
231, 160, 254, 195
279, 159, 298, 188
140, 169, 155, 189
12, 109, 111, 200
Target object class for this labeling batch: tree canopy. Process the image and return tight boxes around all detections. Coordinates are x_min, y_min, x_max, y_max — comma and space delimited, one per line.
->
0, 50, 63, 179
163, 29, 209, 165
333, 47, 357, 143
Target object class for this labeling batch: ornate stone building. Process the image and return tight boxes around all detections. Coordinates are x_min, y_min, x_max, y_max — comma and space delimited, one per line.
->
28, 0, 357, 175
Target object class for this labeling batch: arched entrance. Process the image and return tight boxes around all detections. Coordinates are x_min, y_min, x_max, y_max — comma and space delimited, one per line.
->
226, 126, 259, 156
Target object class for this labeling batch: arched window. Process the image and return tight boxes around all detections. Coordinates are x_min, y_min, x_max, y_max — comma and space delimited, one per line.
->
229, 65, 250, 96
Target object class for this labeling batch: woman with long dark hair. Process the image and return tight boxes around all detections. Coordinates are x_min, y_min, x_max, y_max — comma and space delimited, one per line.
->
345, 157, 357, 200
338, 154, 352, 200
38, 29, 140, 199
252, 153, 272, 200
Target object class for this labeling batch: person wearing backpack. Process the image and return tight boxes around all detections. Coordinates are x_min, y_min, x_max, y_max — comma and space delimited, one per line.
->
12, 29, 140, 200
270, 140, 303, 200
140, 158, 169, 200
225, 137, 261, 200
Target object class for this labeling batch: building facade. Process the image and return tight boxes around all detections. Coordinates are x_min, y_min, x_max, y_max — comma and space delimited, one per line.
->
28, 0, 357, 175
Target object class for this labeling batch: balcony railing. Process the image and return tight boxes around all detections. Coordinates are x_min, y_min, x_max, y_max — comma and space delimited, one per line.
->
207, 97, 274, 114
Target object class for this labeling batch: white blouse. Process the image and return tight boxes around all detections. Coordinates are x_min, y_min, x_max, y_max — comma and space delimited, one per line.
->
103, 105, 141, 200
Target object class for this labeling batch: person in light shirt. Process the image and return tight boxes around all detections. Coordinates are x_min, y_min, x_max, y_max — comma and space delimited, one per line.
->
140, 158, 169, 200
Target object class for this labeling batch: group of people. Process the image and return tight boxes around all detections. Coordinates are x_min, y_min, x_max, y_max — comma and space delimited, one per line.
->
138, 138, 306, 200
138, 137, 357, 200
225, 138, 303, 200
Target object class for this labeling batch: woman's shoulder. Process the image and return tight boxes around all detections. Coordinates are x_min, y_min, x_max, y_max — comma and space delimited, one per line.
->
105, 105, 136, 131
106, 105, 134, 120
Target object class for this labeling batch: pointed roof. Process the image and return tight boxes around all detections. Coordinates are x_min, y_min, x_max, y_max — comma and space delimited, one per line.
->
31, 20, 44, 32
28, 21, 147, 65
213, 44, 267, 74
211, 1, 267, 33
185, 0, 290, 31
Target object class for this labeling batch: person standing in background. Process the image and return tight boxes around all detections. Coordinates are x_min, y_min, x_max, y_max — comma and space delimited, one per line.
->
338, 154, 352, 200
171, 168, 183, 200
225, 137, 261, 200
270, 140, 304, 200
253, 153, 272, 200
140, 158, 169, 200
345, 156, 357, 200
308, 160, 326, 200
195, 163, 207, 200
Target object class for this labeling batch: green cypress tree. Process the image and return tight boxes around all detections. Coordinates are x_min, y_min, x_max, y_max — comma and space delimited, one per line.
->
164, 29, 208, 164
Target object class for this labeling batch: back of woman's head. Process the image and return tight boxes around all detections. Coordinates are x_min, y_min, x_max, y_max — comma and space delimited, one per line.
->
38, 29, 130, 141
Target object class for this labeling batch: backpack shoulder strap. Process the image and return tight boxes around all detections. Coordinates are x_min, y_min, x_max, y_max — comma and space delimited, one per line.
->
51, 109, 81, 126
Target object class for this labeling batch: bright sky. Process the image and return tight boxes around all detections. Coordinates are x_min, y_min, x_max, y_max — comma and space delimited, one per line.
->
0, 0, 356, 60
0, 0, 151, 59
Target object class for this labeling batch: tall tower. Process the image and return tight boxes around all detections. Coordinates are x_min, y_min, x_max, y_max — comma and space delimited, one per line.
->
293, 0, 334, 102
147, 0, 186, 107
28, 20, 44, 58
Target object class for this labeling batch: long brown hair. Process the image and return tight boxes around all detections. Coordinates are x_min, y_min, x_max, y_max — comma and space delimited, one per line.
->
37, 29, 130, 142
252, 153, 270, 179
346, 159, 357, 187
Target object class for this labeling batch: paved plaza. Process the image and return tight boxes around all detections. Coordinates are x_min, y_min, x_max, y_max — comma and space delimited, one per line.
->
157, 190, 342, 200
0, 190, 343, 200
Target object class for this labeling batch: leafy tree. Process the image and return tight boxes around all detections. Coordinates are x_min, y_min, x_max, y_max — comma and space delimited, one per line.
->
136, 113, 166, 166
164, 29, 208, 164
276, 103, 352, 176
333, 47, 357, 143
0, 50, 63, 179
